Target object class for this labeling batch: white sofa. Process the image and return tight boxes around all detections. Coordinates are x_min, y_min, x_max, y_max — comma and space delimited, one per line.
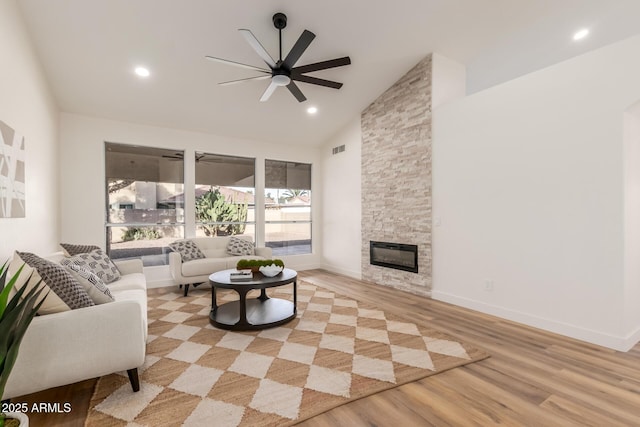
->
3, 253, 147, 400
169, 236, 272, 296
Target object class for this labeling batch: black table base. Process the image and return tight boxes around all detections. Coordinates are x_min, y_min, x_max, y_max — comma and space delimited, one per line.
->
209, 269, 297, 331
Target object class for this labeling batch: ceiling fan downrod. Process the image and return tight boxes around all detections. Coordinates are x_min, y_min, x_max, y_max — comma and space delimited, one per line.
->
273, 13, 287, 62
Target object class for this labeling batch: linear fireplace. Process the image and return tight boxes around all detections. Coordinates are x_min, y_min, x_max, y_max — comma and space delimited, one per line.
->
369, 241, 418, 273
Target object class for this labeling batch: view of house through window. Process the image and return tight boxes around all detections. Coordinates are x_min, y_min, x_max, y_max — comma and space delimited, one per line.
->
265, 160, 312, 255
195, 153, 255, 241
105, 143, 185, 266
105, 146, 310, 264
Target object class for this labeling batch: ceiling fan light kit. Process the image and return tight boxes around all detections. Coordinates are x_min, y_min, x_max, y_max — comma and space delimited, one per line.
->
206, 12, 351, 103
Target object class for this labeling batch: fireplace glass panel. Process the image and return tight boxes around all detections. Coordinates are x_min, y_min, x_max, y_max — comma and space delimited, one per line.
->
369, 241, 418, 273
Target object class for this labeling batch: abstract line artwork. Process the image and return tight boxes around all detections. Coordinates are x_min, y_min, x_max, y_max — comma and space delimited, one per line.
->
0, 120, 26, 218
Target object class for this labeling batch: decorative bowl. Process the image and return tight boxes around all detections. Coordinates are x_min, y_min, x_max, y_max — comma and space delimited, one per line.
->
259, 264, 284, 277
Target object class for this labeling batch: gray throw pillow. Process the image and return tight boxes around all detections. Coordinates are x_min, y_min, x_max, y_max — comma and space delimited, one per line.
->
61, 249, 121, 284
17, 251, 94, 311
60, 243, 101, 257
169, 240, 206, 262
227, 236, 255, 256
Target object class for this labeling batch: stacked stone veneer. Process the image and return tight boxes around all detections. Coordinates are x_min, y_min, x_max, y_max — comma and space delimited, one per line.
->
361, 55, 432, 296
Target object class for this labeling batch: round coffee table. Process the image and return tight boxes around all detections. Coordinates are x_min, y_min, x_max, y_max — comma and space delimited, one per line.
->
209, 268, 297, 330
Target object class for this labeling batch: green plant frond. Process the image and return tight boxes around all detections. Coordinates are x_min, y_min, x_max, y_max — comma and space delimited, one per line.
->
0, 300, 27, 368
0, 274, 46, 400
1, 273, 37, 315
0, 260, 8, 287
2, 288, 47, 364
0, 262, 11, 316
0, 288, 46, 367
0, 263, 26, 319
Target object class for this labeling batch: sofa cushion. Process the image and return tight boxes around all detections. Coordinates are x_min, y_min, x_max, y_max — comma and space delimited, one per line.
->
182, 257, 229, 277
61, 249, 121, 284
105, 273, 147, 292
169, 239, 206, 262
60, 243, 100, 257
108, 288, 149, 339
14, 251, 94, 314
224, 255, 265, 270
201, 248, 229, 258
193, 236, 232, 251
227, 236, 255, 256
64, 263, 114, 305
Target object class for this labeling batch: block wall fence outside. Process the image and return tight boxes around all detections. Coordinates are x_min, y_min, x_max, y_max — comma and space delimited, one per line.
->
360, 55, 432, 296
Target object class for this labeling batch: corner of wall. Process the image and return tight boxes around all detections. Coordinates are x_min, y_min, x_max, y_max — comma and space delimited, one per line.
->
431, 53, 467, 109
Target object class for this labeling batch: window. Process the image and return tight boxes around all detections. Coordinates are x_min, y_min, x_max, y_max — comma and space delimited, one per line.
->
105, 143, 184, 266
194, 153, 255, 240
265, 160, 312, 255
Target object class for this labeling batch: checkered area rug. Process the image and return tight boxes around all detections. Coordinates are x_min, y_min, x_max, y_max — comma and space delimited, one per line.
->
85, 281, 489, 426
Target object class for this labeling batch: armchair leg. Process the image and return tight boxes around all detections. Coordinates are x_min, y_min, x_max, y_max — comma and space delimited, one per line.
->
127, 368, 140, 392
183, 283, 190, 297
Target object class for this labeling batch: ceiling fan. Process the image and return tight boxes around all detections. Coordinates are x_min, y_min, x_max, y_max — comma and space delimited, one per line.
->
206, 12, 351, 102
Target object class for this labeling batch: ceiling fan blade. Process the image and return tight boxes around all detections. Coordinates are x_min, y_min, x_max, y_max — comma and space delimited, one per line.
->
239, 29, 277, 69
260, 81, 279, 102
283, 30, 316, 69
286, 81, 307, 103
292, 56, 351, 74
291, 74, 343, 89
219, 75, 272, 86
205, 56, 270, 73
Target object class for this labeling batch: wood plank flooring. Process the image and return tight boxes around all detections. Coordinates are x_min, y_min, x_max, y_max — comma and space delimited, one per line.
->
13, 269, 640, 426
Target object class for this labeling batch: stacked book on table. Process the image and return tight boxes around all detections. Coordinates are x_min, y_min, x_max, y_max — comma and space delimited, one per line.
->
230, 270, 253, 282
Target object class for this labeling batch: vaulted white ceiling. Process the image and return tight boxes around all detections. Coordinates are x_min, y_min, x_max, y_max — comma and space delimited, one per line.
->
18, 0, 640, 146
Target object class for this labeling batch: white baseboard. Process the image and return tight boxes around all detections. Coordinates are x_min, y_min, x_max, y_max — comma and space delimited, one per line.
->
625, 325, 640, 351
318, 263, 361, 280
432, 290, 640, 352
283, 262, 323, 272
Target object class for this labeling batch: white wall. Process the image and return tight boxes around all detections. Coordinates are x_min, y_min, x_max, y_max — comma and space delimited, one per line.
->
320, 118, 362, 278
59, 113, 322, 284
0, 0, 59, 261
624, 101, 640, 340
433, 35, 640, 351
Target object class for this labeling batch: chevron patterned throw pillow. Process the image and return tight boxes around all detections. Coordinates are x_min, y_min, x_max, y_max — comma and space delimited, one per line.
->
60, 249, 121, 284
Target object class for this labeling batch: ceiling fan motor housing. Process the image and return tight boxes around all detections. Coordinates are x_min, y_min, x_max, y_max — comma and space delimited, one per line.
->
273, 13, 287, 30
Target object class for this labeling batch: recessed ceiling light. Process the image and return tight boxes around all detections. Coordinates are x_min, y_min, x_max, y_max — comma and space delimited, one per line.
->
307, 106, 318, 115
573, 28, 589, 41
134, 66, 150, 78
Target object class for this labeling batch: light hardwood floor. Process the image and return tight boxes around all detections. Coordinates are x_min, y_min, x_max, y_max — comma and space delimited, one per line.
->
15, 269, 640, 426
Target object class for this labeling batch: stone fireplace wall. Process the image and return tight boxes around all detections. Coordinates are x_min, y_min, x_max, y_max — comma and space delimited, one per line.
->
361, 55, 432, 296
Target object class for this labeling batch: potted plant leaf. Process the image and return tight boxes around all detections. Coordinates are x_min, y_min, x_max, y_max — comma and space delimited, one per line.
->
0, 262, 47, 427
